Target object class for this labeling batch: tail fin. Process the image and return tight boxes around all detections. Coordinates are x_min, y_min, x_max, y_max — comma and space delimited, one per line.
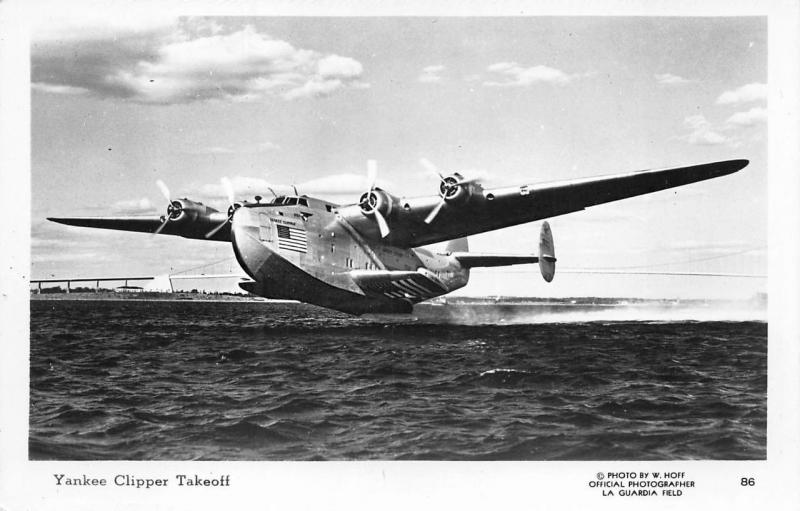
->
539, 221, 556, 282
444, 237, 469, 253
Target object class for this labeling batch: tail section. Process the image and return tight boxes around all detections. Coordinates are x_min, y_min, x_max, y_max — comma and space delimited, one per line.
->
449, 222, 556, 282
539, 221, 556, 282
444, 236, 468, 253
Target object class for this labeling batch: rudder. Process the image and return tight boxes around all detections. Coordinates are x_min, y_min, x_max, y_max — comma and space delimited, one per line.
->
539, 222, 556, 282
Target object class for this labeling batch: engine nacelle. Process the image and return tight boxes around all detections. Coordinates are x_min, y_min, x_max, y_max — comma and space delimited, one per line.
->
161, 198, 225, 231
439, 173, 478, 205
358, 188, 395, 219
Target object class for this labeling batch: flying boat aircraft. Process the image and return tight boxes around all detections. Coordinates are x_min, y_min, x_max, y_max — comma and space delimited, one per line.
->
49, 158, 748, 314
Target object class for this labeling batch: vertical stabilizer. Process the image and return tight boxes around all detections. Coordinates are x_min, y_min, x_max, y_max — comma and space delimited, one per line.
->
444, 237, 469, 253
539, 222, 556, 282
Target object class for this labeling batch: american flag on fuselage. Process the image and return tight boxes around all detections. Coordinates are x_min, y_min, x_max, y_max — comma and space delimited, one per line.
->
276, 224, 307, 253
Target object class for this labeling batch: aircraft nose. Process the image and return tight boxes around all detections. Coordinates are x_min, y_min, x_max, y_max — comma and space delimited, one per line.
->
230, 207, 270, 281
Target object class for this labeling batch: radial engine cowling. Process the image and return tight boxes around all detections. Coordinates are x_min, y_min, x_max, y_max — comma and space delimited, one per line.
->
160, 198, 227, 234
356, 188, 400, 238
438, 172, 475, 205
358, 188, 393, 219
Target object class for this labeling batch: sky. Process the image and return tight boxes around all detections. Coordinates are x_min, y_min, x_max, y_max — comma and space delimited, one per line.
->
29, 15, 768, 299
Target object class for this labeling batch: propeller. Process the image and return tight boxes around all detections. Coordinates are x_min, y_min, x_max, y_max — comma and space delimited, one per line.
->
420, 158, 480, 224
154, 179, 182, 235
204, 177, 237, 238
358, 160, 391, 238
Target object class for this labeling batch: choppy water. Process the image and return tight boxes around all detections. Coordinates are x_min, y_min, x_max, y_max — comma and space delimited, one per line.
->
29, 300, 766, 460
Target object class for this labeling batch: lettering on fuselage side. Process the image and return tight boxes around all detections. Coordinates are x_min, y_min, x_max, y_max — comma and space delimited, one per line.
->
258, 213, 271, 241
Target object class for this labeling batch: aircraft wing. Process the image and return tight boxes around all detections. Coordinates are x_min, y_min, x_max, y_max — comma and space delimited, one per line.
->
484, 158, 748, 221
339, 159, 747, 247
47, 216, 231, 242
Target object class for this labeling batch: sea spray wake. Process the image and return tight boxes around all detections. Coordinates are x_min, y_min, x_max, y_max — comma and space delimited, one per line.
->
410, 302, 767, 325
29, 300, 766, 460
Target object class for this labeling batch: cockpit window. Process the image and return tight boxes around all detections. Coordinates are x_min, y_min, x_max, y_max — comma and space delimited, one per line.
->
272, 196, 285, 204
299, 198, 308, 207
285, 197, 298, 206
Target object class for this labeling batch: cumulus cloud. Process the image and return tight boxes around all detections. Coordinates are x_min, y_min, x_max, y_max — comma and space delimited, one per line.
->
725, 106, 767, 127
654, 73, 694, 85
679, 107, 766, 147
483, 62, 587, 87
680, 114, 731, 146
715, 82, 767, 105
418, 65, 445, 83
111, 198, 158, 215
199, 176, 274, 202
32, 22, 369, 104
195, 172, 395, 207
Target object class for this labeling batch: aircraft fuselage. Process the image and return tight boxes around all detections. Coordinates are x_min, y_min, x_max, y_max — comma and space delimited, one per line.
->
229, 196, 469, 314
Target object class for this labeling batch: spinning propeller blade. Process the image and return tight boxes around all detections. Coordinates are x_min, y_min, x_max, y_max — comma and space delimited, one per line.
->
360, 160, 391, 238
221, 177, 235, 204
367, 159, 378, 191
156, 179, 171, 202
420, 158, 444, 179
420, 158, 480, 224
153, 180, 172, 235
424, 199, 447, 224
374, 210, 391, 238
205, 177, 237, 238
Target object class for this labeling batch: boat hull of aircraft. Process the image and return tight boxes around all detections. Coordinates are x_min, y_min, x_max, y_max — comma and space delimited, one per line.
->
229, 204, 470, 314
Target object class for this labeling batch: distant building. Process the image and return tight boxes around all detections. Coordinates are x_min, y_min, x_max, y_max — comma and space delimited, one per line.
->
114, 285, 144, 293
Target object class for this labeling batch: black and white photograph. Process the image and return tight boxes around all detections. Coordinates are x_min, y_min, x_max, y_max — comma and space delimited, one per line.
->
1, 1, 798, 510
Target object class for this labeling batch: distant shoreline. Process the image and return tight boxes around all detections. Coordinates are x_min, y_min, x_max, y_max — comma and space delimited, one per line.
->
29, 291, 767, 307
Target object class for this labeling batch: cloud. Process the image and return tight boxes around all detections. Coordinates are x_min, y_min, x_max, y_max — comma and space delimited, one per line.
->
33, 12, 179, 43
418, 65, 445, 83
111, 198, 158, 215
654, 73, 694, 85
482, 62, 587, 87
185, 141, 281, 155
256, 141, 281, 151
199, 176, 274, 203
725, 106, 767, 127
194, 172, 396, 207
300, 173, 383, 195
715, 82, 767, 105
32, 22, 368, 104
678, 107, 766, 147
680, 114, 731, 146
31, 83, 89, 95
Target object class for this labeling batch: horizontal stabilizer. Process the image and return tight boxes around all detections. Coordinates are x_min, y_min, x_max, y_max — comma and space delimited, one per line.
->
452, 253, 539, 268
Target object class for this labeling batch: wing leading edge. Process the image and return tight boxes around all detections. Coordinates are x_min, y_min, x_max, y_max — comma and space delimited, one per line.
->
47, 216, 231, 242
505, 158, 748, 218
393, 158, 748, 247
